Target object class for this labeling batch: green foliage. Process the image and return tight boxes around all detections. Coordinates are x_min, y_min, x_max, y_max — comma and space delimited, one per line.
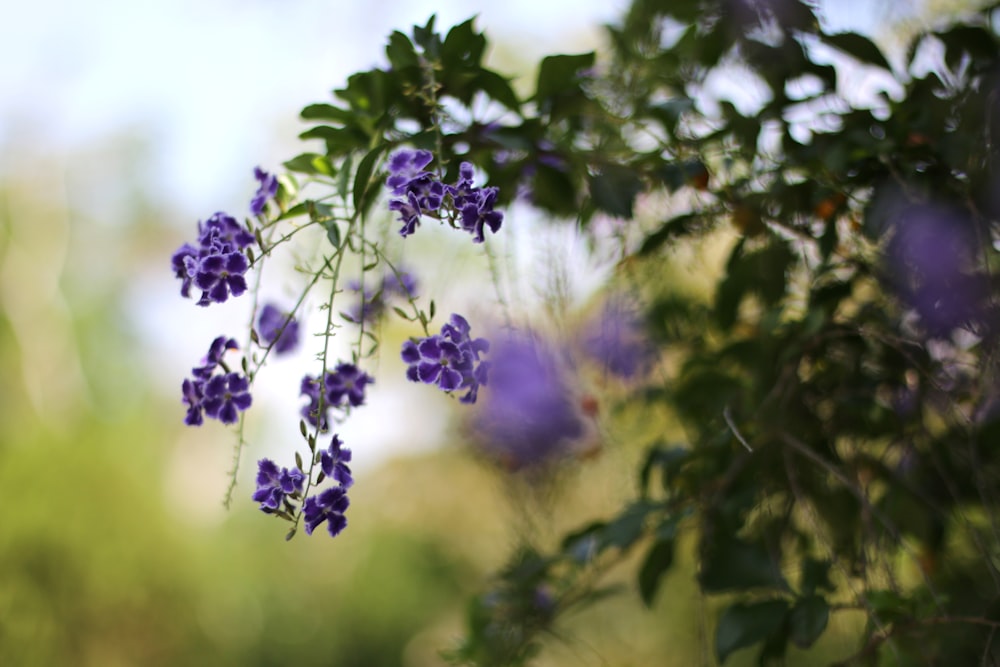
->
295, 1, 1000, 664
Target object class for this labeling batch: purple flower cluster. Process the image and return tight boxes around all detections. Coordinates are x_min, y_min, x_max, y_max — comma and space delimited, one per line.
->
471, 333, 584, 469
256, 303, 300, 355
252, 459, 305, 511
250, 167, 279, 216
385, 149, 503, 243
181, 336, 253, 426
344, 269, 419, 324
300, 362, 374, 429
402, 314, 490, 404
252, 434, 352, 537
171, 212, 255, 307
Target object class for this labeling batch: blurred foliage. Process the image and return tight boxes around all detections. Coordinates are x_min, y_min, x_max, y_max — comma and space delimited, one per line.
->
279, 0, 1000, 663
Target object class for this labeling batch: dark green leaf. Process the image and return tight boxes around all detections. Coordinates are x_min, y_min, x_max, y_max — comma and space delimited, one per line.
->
530, 163, 578, 217
715, 600, 789, 664
561, 521, 606, 563
799, 558, 832, 596
386, 30, 419, 70
300, 103, 353, 123
352, 145, 385, 214
937, 26, 998, 71
821, 32, 892, 72
603, 501, 656, 550
638, 520, 678, 606
638, 213, 701, 256
700, 535, 787, 593
474, 69, 521, 111
589, 164, 644, 219
441, 19, 485, 68
534, 52, 595, 104
639, 445, 689, 496
789, 596, 829, 649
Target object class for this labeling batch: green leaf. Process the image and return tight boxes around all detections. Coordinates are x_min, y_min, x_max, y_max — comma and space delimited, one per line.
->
530, 163, 578, 217
352, 145, 385, 215
821, 32, 892, 72
638, 520, 678, 606
299, 125, 369, 156
411, 15, 441, 60
535, 52, 595, 104
300, 103, 353, 123
799, 558, 833, 596
561, 521, 606, 563
638, 213, 701, 255
283, 153, 336, 177
699, 535, 787, 594
589, 164, 644, 219
715, 600, 789, 664
789, 596, 829, 649
441, 18, 485, 68
474, 69, 521, 111
323, 220, 340, 248
639, 445, 689, 496
602, 501, 656, 550
386, 30, 419, 70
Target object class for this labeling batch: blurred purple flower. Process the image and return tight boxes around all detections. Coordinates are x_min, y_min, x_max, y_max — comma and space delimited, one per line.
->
257, 303, 300, 355
250, 167, 279, 216
886, 203, 987, 336
471, 333, 584, 469
344, 270, 419, 324
582, 298, 657, 379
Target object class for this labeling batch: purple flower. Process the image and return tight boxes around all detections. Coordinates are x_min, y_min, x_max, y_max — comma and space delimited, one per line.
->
192, 336, 239, 379
300, 363, 374, 429
324, 362, 373, 408
202, 372, 253, 424
192, 251, 250, 306
250, 167, 279, 216
385, 151, 502, 242
182, 378, 205, 426
458, 187, 504, 243
181, 337, 250, 426
198, 212, 255, 251
257, 303, 300, 355
447, 162, 503, 242
171, 243, 199, 298
582, 298, 657, 379
303, 487, 350, 537
471, 333, 584, 469
252, 459, 305, 511
386, 149, 434, 194
401, 313, 490, 404
171, 212, 255, 306
320, 435, 353, 487
389, 190, 426, 238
